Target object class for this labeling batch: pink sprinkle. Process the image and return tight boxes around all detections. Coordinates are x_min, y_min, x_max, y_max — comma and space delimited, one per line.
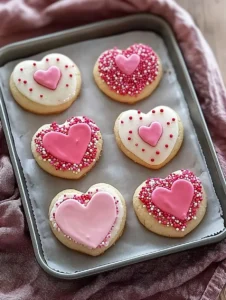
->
135, 143, 138, 146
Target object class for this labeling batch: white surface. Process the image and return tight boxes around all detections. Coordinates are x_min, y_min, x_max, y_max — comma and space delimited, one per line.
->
0, 31, 224, 274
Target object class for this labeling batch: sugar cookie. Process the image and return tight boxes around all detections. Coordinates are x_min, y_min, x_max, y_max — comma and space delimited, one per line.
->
49, 184, 126, 256
31, 116, 102, 179
114, 106, 183, 169
93, 44, 162, 103
133, 170, 207, 238
10, 53, 81, 114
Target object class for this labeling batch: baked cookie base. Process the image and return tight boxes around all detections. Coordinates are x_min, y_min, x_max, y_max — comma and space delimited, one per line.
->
49, 184, 127, 256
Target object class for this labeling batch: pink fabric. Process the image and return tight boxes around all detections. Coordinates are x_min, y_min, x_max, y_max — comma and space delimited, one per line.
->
1, 0, 226, 299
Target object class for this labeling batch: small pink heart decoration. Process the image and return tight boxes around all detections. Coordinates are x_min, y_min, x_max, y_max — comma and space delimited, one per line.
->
43, 123, 91, 164
152, 179, 194, 220
138, 122, 163, 147
55, 192, 116, 248
115, 54, 140, 75
33, 66, 61, 90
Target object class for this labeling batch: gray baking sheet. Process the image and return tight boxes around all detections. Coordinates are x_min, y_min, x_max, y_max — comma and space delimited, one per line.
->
0, 31, 224, 273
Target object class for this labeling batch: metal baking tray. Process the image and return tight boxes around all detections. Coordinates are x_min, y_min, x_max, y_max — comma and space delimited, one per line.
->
0, 14, 226, 280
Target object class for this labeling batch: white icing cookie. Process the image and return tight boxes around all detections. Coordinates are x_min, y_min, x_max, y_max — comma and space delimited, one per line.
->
49, 183, 126, 256
10, 53, 81, 114
114, 106, 184, 169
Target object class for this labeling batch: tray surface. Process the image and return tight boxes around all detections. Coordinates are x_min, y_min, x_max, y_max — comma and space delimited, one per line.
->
0, 15, 225, 279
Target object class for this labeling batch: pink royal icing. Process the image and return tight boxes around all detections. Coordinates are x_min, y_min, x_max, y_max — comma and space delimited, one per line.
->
34, 116, 100, 172
43, 123, 91, 164
33, 66, 61, 90
138, 170, 203, 231
98, 44, 159, 96
152, 179, 194, 220
138, 122, 163, 147
115, 54, 140, 75
55, 192, 117, 248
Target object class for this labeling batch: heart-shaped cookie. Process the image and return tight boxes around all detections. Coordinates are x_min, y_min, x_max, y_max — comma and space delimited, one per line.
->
133, 170, 207, 237
93, 44, 162, 103
31, 116, 103, 179
114, 106, 183, 169
10, 53, 81, 114
49, 183, 126, 256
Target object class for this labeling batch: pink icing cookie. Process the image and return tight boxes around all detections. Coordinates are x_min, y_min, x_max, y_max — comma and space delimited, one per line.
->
10, 53, 81, 114
114, 106, 184, 169
93, 44, 163, 104
31, 116, 103, 179
133, 170, 207, 238
49, 183, 126, 256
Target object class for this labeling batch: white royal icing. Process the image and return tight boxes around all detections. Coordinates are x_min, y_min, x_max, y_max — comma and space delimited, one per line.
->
12, 53, 79, 106
118, 106, 179, 165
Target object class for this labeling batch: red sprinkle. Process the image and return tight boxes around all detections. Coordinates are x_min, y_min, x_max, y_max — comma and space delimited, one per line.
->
151, 158, 155, 162
152, 110, 155, 114
98, 44, 159, 96
23, 80, 27, 84
160, 109, 164, 113
69, 74, 73, 77
128, 137, 131, 141
18, 78, 21, 82
20, 68, 23, 71
172, 118, 176, 121
56, 58, 60, 61
135, 143, 138, 146
65, 65, 68, 68
167, 122, 170, 125
29, 88, 33, 92
129, 130, 132, 134
156, 151, 160, 155
139, 117, 143, 120
121, 120, 124, 124
46, 58, 49, 62
142, 149, 145, 152
129, 116, 133, 120
165, 144, 169, 148
66, 84, 69, 87
170, 134, 173, 138
33, 63, 36, 66
138, 170, 202, 231
40, 95, 43, 98
137, 110, 141, 114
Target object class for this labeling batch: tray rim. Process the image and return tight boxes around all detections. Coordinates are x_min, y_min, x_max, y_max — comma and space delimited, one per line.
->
0, 13, 226, 280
